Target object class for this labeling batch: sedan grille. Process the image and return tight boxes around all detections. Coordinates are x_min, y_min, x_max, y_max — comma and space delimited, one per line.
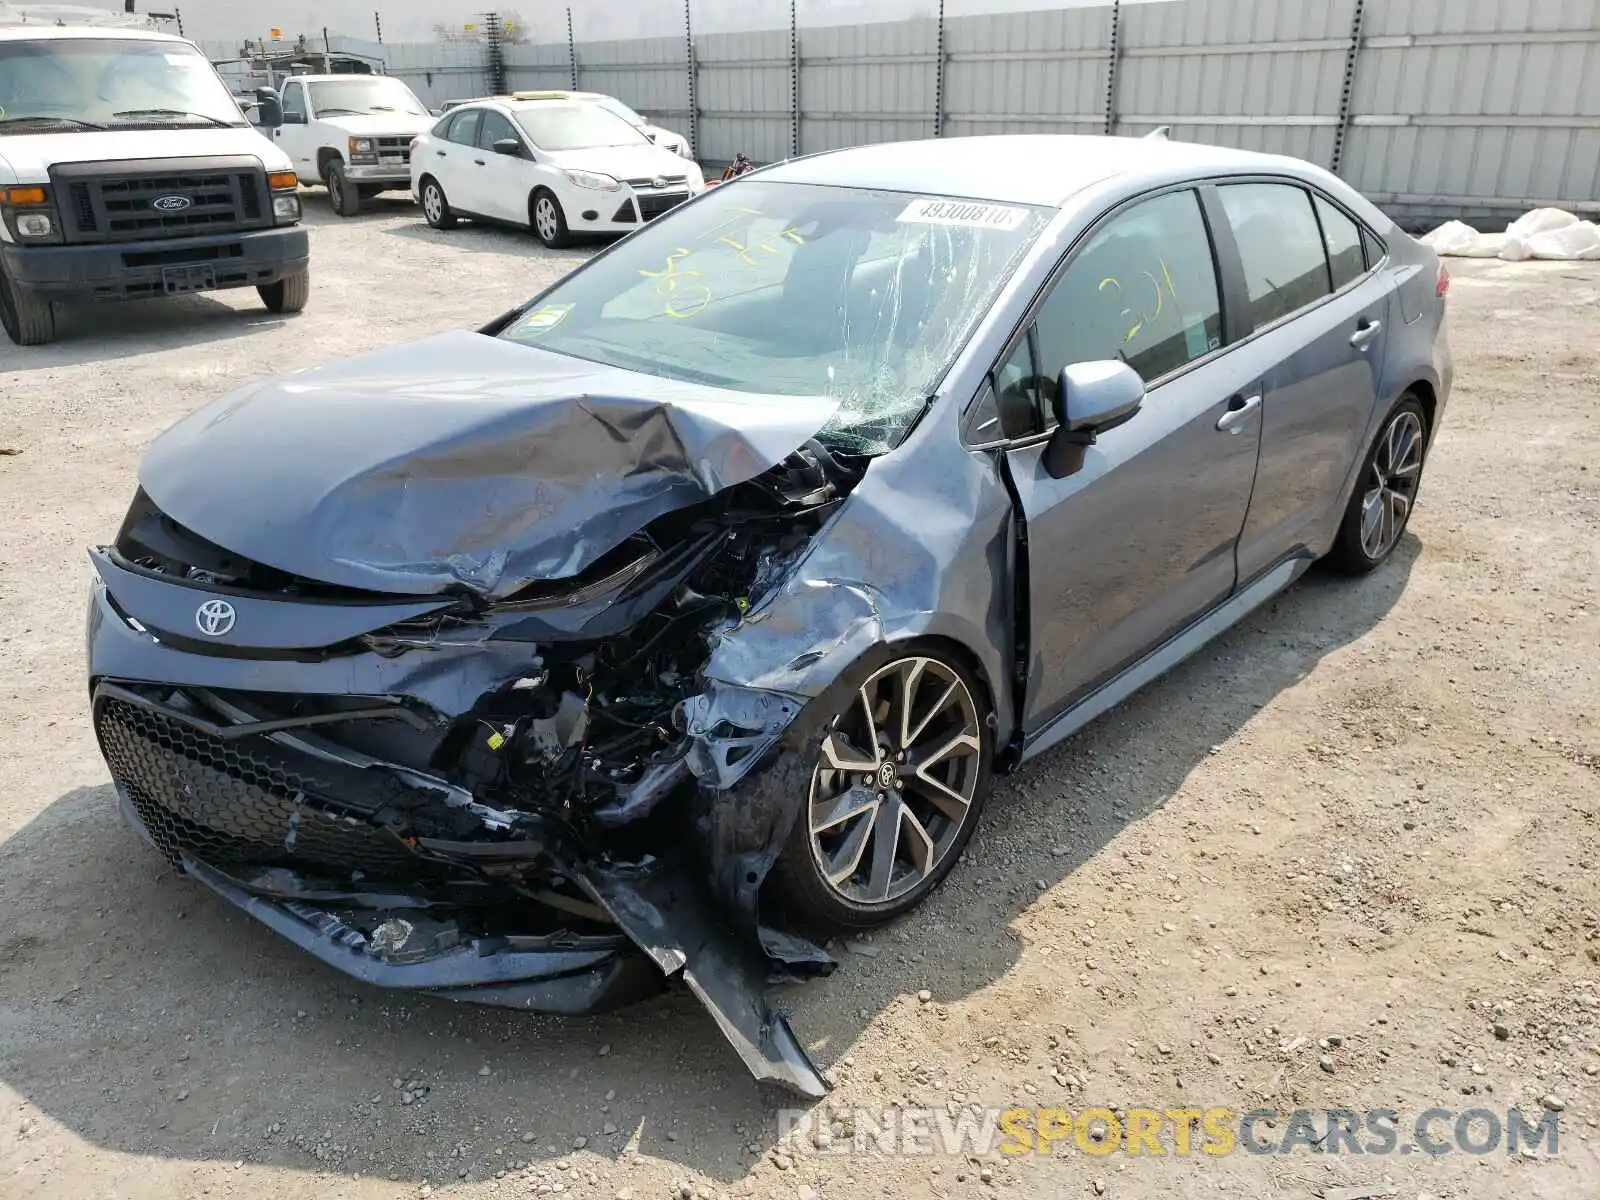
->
95, 692, 439, 879
636, 191, 689, 221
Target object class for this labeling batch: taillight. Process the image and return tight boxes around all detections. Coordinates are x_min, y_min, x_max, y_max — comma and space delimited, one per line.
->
1436, 262, 1451, 297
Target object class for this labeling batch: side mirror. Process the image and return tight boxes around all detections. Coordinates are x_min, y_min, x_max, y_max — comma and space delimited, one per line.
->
254, 87, 284, 128
1043, 359, 1145, 479
492, 137, 523, 157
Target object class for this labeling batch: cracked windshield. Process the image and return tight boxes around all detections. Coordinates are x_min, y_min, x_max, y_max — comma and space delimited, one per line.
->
0, 38, 247, 130
501, 180, 1051, 452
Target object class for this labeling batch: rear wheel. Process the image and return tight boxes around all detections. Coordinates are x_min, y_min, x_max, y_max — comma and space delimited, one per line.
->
768, 649, 993, 933
258, 267, 309, 315
531, 189, 571, 248
420, 176, 457, 229
0, 267, 55, 346
1326, 395, 1428, 574
326, 160, 361, 217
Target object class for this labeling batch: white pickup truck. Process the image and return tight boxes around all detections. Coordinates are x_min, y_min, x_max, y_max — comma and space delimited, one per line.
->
253, 74, 435, 216
0, 24, 308, 346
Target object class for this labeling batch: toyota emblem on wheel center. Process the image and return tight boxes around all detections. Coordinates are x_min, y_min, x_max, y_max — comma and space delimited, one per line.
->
152, 194, 193, 212
194, 599, 236, 636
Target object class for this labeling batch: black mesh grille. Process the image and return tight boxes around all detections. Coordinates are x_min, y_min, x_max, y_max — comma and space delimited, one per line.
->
96, 694, 432, 878
637, 191, 689, 221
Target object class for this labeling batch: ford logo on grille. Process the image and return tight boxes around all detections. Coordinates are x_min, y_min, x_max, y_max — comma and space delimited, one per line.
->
152, 194, 193, 212
651, 177, 667, 189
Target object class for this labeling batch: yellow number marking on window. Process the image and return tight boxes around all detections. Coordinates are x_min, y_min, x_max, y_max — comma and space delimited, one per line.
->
638, 247, 712, 319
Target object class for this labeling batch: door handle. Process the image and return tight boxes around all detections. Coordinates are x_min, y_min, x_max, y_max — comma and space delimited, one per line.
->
1350, 318, 1383, 350
474, 158, 486, 166
435, 150, 446, 158
1216, 393, 1262, 433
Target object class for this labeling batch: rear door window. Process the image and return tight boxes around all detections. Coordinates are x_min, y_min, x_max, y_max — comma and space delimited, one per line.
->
447, 109, 482, 146
1218, 182, 1333, 329
1314, 195, 1367, 291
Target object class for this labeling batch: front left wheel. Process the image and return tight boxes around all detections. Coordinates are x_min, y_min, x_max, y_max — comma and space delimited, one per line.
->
768, 650, 993, 934
258, 267, 309, 315
531, 189, 571, 249
0, 267, 55, 346
326, 161, 361, 217
419, 176, 457, 230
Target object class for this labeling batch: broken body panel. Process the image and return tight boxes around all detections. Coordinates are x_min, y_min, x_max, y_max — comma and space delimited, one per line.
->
87, 328, 1016, 1097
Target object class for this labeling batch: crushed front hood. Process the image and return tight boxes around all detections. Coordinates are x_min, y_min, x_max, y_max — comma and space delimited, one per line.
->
139, 331, 840, 600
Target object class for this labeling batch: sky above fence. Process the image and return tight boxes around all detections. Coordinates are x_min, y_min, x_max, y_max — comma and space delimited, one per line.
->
177, 0, 1156, 45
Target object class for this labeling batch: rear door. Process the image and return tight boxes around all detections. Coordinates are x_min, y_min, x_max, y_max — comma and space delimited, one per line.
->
432, 108, 483, 215
1215, 181, 1392, 580
1000, 187, 1266, 733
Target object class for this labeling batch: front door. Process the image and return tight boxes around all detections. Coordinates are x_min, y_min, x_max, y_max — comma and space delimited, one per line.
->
274, 81, 314, 175
473, 109, 530, 224
1001, 187, 1264, 733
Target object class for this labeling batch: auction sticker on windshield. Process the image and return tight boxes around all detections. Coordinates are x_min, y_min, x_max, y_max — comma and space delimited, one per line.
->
519, 303, 574, 334
897, 198, 1030, 232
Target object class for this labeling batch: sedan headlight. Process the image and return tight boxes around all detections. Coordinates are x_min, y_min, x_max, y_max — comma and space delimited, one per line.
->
562, 169, 621, 192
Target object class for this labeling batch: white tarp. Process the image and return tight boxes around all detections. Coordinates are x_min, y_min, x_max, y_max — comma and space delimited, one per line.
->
1422, 208, 1600, 262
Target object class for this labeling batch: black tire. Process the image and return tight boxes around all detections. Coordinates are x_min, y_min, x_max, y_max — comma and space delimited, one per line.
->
766, 644, 994, 935
258, 267, 309, 315
530, 188, 571, 248
419, 176, 457, 230
1326, 394, 1429, 575
326, 160, 361, 217
0, 266, 55, 346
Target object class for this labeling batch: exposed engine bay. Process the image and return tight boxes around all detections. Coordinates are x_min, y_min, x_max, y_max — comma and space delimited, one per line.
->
91, 438, 866, 1097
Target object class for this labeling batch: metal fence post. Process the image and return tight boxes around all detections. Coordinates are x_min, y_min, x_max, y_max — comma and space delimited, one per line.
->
566, 7, 578, 90
933, 0, 947, 137
1331, 0, 1367, 176
790, 0, 800, 157
685, 0, 699, 161
1104, 0, 1122, 135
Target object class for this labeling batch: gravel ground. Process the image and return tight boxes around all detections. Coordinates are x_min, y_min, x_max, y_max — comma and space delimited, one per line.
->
1, 196, 1598, 1200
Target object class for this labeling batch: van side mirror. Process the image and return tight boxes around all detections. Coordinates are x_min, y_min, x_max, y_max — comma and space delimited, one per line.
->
1043, 360, 1145, 479
254, 87, 284, 128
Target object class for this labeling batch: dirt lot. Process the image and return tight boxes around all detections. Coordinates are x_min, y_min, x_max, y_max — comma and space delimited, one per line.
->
1, 197, 1597, 1200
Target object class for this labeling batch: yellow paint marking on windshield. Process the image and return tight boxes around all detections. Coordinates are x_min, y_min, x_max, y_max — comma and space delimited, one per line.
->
638, 247, 712, 319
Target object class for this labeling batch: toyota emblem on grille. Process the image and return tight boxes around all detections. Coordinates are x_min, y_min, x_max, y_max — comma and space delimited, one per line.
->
152, 194, 193, 212
195, 599, 236, 636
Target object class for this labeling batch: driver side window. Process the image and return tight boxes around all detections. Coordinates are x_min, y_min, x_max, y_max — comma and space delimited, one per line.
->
477, 110, 522, 152
281, 82, 306, 122
1033, 188, 1223, 418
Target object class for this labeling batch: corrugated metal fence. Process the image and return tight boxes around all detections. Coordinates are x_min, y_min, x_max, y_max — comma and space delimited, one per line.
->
213, 0, 1600, 226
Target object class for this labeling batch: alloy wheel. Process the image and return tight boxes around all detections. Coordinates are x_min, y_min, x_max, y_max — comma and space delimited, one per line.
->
535, 197, 558, 243
1359, 409, 1424, 559
422, 183, 443, 225
807, 656, 982, 907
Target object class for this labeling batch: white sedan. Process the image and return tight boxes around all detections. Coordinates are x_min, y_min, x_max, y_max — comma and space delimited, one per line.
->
409, 97, 706, 248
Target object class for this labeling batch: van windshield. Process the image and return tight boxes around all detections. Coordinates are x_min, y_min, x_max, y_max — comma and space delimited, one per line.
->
0, 38, 247, 131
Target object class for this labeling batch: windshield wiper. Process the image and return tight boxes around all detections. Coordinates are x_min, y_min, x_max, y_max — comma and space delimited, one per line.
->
112, 109, 236, 127
316, 107, 363, 116
0, 115, 107, 131
367, 104, 396, 112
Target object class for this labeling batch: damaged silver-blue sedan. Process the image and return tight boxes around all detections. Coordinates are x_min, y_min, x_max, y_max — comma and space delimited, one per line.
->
87, 134, 1452, 1096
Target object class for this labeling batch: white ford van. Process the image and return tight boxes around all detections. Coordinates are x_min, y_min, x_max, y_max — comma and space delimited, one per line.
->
0, 24, 309, 345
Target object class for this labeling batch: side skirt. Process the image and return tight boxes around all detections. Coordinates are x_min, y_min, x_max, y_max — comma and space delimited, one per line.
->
1019, 555, 1311, 764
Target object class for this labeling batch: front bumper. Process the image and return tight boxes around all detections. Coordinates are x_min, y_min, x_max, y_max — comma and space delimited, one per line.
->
565, 186, 695, 234
2, 226, 308, 300
344, 163, 411, 186
88, 570, 830, 1097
